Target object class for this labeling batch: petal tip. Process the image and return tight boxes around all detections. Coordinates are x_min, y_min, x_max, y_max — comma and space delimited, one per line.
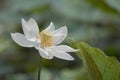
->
45, 22, 55, 32
74, 49, 80, 52
21, 18, 27, 25
11, 33, 15, 37
50, 22, 54, 27
70, 57, 75, 60
29, 18, 35, 21
64, 26, 67, 28
11, 33, 13, 35
61, 26, 68, 34
67, 56, 75, 61
28, 18, 37, 24
21, 18, 26, 22
63, 26, 67, 29
50, 21, 54, 24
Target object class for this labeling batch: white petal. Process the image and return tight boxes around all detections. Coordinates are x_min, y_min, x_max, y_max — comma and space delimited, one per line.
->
38, 48, 53, 59
53, 26, 68, 36
28, 18, 39, 37
45, 22, 55, 32
56, 45, 79, 52
44, 48, 54, 59
54, 51, 74, 60
53, 34, 66, 45
21, 18, 39, 41
53, 26, 68, 45
11, 33, 36, 47
22, 18, 32, 40
21, 18, 30, 37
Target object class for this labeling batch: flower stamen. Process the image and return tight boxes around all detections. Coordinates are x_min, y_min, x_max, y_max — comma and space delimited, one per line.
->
40, 30, 53, 48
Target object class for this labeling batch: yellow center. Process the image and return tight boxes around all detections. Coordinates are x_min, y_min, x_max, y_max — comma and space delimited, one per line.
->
40, 30, 53, 48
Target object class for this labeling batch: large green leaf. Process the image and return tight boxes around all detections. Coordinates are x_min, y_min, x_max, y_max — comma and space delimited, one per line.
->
75, 42, 120, 80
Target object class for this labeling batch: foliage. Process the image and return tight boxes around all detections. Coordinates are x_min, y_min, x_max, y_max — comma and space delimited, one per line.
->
72, 42, 120, 80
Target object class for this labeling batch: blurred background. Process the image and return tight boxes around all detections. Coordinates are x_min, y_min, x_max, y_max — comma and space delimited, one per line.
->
0, 0, 120, 80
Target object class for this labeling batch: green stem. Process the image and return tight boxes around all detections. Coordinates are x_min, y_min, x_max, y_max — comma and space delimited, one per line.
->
38, 56, 42, 80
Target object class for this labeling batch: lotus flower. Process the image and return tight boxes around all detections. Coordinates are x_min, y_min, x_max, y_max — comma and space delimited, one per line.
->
11, 18, 78, 60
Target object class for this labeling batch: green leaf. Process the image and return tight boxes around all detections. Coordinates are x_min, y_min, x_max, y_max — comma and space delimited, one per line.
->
75, 42, 120, 80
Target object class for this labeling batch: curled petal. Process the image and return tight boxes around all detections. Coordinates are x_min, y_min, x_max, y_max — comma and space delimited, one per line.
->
11, 33, 36, 47
54, 51, 74, 60
56, 45, 79, 52
28, 18, 39, 37
21, 18, 39, 41
38, 48, 53, 59
53, 26, 68, 45
45, 22, 55, 32
53, 34, 66, 45
53, 26, 67, 36
44, 48, 54, 59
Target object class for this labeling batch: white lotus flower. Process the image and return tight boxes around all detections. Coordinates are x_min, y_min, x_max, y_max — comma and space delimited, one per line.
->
11, 18, 78, 60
